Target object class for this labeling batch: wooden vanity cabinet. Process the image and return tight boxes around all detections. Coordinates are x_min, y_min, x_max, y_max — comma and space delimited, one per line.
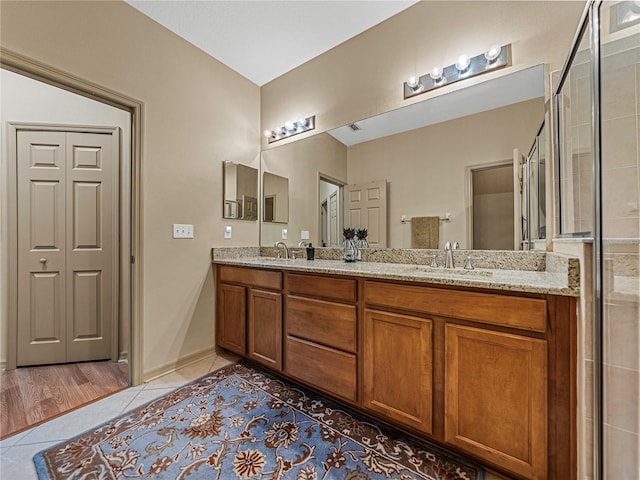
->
217, 283, 246, 355
364, 280, 574, 480
445, 324, 548, 479
363, 309, 433, 435
248, 289, 282, 370
216, 265, 283, 370
284, 273, 358, 402
215, 265, 576, 480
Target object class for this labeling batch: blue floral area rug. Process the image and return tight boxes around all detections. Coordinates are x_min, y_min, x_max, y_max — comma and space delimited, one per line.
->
34, 362, 483, 479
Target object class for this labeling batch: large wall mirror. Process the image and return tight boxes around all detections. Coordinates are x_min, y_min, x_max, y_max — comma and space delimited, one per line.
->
261, 65, 549, 250
223, 161, 258, 220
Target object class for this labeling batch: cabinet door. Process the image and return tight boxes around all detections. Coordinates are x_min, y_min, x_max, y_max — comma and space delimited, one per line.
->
363, 309, 433, 435
216, 283, 246, 355
248, 289, 282, 371
445, 324, 547, 479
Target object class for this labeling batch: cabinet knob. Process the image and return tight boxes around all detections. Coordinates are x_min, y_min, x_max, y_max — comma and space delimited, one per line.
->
39, 258, 47, 263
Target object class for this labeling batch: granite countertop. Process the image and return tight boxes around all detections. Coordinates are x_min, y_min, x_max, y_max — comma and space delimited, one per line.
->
211, 247, 580, 296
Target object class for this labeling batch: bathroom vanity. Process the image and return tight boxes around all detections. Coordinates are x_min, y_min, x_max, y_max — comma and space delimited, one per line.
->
213, 251, 578, 480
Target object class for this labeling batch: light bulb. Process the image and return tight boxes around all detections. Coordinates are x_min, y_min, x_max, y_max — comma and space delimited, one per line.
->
455, 54, 470, 72
407, 75, 420, 89
429, 67, 443, 81
484, 45, 501, 62
284, 120, 295, 131
297, 117, 307, 128
263, 129, 271, 138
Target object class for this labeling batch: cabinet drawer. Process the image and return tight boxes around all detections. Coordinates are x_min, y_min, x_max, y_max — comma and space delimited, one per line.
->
365, 281, 547, 332
219, 265, 282, 290
285, 336, 357, 402
287, 273, 356, 303
287, 296, 356, 352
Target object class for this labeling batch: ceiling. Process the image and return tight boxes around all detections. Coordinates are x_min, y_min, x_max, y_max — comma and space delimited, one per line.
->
126, 0, 418, 86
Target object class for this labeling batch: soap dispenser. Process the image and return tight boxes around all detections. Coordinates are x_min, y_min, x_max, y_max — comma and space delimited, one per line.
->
306, 243, 315, 260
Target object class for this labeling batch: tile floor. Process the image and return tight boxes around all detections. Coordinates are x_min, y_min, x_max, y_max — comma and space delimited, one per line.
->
0, 352, 238, 480
0, 352, 501, 480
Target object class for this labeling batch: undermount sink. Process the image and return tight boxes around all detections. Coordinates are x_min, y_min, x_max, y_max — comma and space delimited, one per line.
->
409, 265, 493, 277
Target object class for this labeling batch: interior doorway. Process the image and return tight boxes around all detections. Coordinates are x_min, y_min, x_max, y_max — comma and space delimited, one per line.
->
319, 176, 343, 247
0, 61, 140, 436
469, 163, 515, 250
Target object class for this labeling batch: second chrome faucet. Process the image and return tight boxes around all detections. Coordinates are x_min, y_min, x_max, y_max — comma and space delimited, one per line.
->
444, 241, 459, 269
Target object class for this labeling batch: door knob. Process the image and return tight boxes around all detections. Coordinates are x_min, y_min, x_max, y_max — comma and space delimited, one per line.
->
39, 258, 47, 263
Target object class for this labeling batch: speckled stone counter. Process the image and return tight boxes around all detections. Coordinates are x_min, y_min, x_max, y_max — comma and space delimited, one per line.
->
212, 247, 580, 296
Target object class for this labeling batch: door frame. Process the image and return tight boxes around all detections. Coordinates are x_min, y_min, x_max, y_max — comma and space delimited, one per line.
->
318, 173, 345, 248
1, 48, 144, 386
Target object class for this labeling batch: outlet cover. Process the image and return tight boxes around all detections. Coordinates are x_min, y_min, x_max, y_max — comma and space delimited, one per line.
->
224, 226, 232, 239
301, 230, 310, 240
282, 229, 288, 239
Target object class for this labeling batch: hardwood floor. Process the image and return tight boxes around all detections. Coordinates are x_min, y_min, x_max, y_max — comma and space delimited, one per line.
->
0, 361, 128, 440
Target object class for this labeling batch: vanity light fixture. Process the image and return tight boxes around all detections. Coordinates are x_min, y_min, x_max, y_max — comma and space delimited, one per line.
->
406, 75, 420, 89
403, 44, 511, 100
429, 67, 443, 81
264, 115, 316, 144
455, 54, 471, 72
484, 45, 502, 62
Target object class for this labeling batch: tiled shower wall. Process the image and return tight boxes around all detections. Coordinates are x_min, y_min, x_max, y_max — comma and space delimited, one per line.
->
600, 20, 639, 478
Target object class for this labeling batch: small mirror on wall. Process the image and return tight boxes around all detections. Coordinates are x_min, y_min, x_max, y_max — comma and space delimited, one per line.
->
263, 172, 289, 223
223, 161, 258, 220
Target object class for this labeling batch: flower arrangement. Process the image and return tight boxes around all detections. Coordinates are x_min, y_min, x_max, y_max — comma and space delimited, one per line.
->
342, 228, 357, 262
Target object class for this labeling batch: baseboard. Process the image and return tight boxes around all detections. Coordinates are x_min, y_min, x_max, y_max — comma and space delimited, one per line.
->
142, 347, 217, 383
118, 351, 128, 362
0, 360, 6, 372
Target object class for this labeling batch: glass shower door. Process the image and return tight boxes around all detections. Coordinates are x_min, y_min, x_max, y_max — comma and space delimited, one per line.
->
599, 2, 639, 477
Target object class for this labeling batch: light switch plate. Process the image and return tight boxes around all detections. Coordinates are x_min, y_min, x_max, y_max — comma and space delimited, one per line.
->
282, 229, 288, 239
301, 230, 310, 240
224, 226, 232, 239
173, 224, 194, 238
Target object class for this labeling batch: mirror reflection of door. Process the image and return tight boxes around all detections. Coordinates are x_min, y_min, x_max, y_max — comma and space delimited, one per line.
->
471, 164, 515, 250
344, 179, 387, 248
320, 200, 328, 246
319, 177, 343, 247
264, 195, 275, 222
262, 172, 288, 223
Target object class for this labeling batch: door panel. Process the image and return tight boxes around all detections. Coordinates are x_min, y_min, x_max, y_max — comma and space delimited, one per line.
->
66, 132, 115, 362
16, 129, 118, 366
344, 180, 387, 247
29, 272, 63, 343
17, 131, 67, 365
329, 192, 338, 247
30, 181, 61, 249
72, 271, 102, 339
73, 182, 102, 249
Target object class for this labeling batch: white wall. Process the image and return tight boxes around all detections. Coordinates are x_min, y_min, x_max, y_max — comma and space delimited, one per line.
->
0, 69, 131, 365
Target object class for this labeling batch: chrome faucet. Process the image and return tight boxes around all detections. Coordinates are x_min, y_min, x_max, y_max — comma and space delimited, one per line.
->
297, 240, 309, 248
444, 241, 459, 269
274, 241, 289, 259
